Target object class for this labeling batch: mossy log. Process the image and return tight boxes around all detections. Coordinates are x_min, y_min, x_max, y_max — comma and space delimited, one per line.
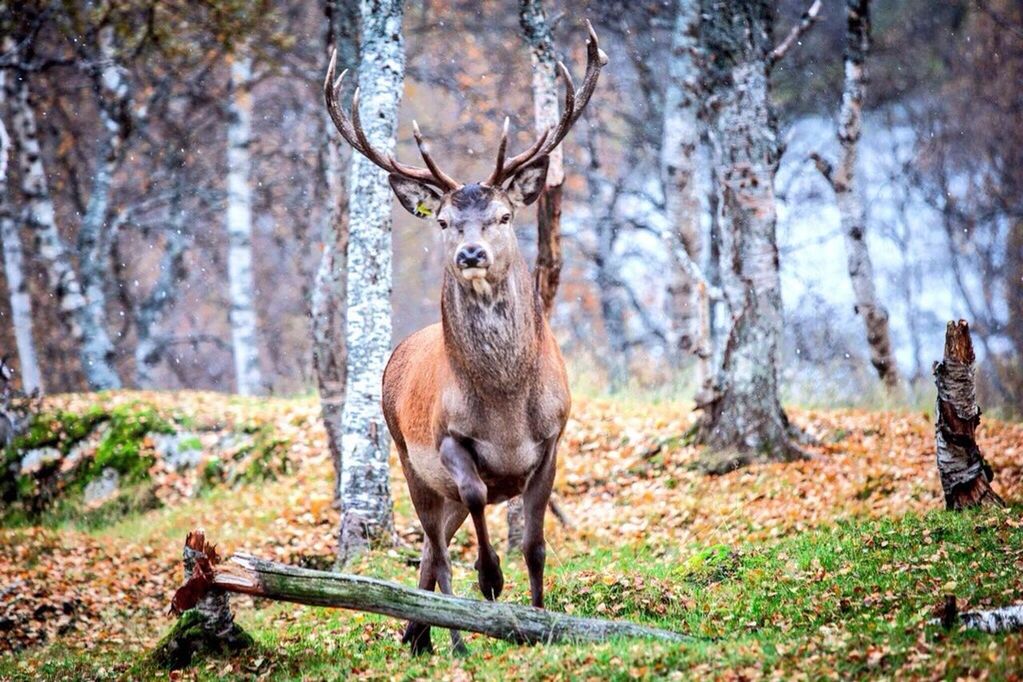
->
170, 529, 688, 647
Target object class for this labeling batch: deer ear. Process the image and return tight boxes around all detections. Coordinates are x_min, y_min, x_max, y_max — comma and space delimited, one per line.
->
389, 175, 443, 220
505, 155, 549, 207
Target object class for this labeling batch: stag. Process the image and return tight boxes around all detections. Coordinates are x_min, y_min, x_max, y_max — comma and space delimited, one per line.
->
324, 22, 605, 655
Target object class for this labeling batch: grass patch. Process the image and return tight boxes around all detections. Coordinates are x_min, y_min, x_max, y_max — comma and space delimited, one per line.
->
3, 508, 1021, 679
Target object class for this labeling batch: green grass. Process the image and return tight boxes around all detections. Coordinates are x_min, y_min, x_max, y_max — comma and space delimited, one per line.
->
3, 507, 1021, 680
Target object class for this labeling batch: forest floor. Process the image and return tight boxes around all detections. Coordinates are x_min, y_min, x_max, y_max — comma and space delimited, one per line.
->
2, 391, 1023, 680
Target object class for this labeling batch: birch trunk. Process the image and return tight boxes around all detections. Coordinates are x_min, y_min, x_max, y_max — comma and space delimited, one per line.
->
135, 159, 189, 388
696, 0, 801, 466
4, 56, 120, 390
813, 0, 901, 392
933, 320, 1003, 510
336, 0, 403, 563
77, 23, 128, 392
661, 0, 712, 396
314, 0, 358, 503
224, 51, 264, 396
0, 79, 43, 394
519, 0, 564, 318
582, 122, 629, 390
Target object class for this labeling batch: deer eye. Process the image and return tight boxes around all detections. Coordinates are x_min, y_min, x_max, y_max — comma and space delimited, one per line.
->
499, 213, 512, 225
437, 219, 448, 229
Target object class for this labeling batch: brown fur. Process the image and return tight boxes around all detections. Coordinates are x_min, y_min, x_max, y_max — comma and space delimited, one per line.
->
380, 168, 570, 654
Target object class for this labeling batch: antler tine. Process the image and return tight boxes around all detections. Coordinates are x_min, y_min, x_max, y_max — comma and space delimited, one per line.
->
485, 117, 511, 187
323, 54, 366, 156
322, 49, 458, 190
412, 120, 460, 190
349, 87, 398, 172
487, 21, 606, 186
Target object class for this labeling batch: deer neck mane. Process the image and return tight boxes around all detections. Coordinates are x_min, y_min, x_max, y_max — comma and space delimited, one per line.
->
441, 255, 542, 396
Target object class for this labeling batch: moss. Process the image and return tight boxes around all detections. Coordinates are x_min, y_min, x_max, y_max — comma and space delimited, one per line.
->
10, 408, 107, 454
80, 404, 173, 488
150, 609, 254, 670
232, 425, 290, 484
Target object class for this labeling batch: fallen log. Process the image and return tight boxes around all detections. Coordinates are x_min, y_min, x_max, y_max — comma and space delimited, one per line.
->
933, 320, 1004, 510
170, 529, 689, 647
934, 595, 1023, 634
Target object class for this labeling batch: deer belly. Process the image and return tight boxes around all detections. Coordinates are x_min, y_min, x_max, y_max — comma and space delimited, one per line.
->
472, 438, 543, 483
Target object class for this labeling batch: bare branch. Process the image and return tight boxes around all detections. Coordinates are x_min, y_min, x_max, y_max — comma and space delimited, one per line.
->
768, 0, 823, 68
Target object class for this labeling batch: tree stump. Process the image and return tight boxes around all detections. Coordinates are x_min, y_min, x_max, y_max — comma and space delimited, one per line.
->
151, 530, 253, 669
933, 320, 1004, 510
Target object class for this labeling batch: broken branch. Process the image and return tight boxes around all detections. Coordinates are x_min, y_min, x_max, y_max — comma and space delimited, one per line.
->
169, 529, 689, 647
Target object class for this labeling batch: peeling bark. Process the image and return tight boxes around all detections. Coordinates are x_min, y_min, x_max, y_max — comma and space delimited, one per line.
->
336, 0, 402, 564
169, 530, 689, 647
520, 0, 563, 319
224, 50, 264, 396
933, 320, 1004, 510
155, 530, 251, 669
314, 0, 358, 504
812, 0, 901, 392
696, 0, 804, 466
0, 73, 43, 394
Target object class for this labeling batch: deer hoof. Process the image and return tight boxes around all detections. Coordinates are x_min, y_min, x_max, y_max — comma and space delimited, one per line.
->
475, 554, 504, 601
402, 620, 433, 656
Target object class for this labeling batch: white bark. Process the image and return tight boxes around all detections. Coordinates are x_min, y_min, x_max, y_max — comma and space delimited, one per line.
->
936, 604, 1023, 634
697, 0, 800, 463
519, 0, 564, 318
77, 23, 128, 391
4, 49, 120, 390
0, 74, 42, 394
660, 0, 712, 397
314, 0, 357, 502
224, 51, 264, 396
812, 0, 901, 392
337, 0, 403, 563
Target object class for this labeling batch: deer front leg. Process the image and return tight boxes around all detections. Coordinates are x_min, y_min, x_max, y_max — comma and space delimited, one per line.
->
439, 436, 503, 601
522, 436, 558, 608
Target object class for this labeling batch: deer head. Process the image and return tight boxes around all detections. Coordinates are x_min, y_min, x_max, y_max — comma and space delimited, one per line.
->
323, 21, 607, 295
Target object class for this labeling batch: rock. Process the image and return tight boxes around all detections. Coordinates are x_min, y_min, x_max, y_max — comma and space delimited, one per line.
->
152, 432, 204, 471
19, 448, 61, 475
83, 468, 120, 507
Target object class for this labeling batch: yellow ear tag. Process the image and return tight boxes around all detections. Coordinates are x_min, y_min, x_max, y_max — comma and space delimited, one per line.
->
415, 202, 433, 218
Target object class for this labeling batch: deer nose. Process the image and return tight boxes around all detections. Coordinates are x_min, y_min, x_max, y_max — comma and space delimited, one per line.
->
455, 244, 489, 269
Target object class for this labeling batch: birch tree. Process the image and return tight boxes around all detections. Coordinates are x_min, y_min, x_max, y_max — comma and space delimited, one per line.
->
695, 0, 819, 468
336, 0, 402, 564
660, 0, 713, 399
519, 0, 563, 318
313, 0, 358, 504
0, 74, 42, 394
224, 47, 264, 396
811, 0, 901, 393
4, 42, 121, 390
75, 21, 130, 392
134, 155, 190, 388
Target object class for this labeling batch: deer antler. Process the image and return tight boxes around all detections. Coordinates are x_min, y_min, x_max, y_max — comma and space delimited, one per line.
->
323, 52, 461, 191
486, 20, 608, 187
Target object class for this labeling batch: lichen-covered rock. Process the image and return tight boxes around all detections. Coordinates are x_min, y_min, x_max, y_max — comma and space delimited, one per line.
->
83, 468, 120, 507
19, 448, 60, 475
152, 432, 203, 471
